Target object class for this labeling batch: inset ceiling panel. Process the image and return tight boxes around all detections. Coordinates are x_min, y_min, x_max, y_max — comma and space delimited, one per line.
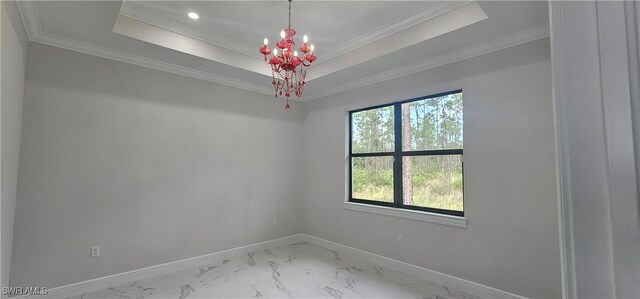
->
114, 1, 487, 81
20, 1, 547, 101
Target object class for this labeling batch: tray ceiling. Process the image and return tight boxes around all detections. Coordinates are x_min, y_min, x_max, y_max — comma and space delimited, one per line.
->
119, 1, 447, 60
114, 1, 488, 80
17, 1, 549, 101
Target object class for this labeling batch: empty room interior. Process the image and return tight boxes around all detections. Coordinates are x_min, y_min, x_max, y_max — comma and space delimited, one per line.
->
1, 1, 638, 299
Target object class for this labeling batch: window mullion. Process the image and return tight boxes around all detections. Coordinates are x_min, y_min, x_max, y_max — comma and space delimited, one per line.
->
349, 90, 463, 216
393, 102, 403, 208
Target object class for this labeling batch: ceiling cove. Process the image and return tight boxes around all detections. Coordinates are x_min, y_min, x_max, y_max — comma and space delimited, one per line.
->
114, 1, 489, 81
16, 1, 549, 101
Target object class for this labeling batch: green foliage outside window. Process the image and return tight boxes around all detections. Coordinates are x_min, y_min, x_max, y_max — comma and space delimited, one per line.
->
351, 92, 463, 212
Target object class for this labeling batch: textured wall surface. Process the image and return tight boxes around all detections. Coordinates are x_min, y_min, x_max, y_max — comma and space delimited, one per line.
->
6, 25, 561, 299
10, 44, 303, 288
300, 39, 561, 299
1, 1, 28, 293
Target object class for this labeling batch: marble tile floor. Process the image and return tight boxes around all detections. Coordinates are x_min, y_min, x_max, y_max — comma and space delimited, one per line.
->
68, 242, 482, 299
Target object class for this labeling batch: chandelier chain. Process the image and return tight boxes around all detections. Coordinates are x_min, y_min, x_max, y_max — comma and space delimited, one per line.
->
288, 0, 292, 29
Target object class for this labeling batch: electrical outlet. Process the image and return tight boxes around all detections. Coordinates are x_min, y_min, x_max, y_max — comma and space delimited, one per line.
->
272, 217, 278, 225
397, 234, 404, 244
91, 246, 100, 258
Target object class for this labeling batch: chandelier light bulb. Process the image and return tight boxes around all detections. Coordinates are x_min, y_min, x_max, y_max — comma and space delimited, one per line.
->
310, 44, 315, 52
273, 49, 278, 56
303, 35, 308, 43
294, 51, 298, 57
280, 30, 286, 39
263, 38, 269, 45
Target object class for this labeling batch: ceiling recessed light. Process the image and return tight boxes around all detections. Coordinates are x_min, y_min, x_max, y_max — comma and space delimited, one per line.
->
188, 12, 199, 20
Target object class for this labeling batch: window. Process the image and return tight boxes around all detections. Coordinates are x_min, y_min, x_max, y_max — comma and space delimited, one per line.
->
349, 90, 463, 217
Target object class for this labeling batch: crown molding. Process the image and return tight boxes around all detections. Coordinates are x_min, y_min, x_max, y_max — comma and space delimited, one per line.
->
117, 1, 471, 67
114, 1, 485, 82
16, 1, 549, 103
35, 32, 274, 96
119, 2, 264, 61
15, 1, 273, 97
305, 2, 488, 81
16, 0, 40, 41
318, 1, 471, 64
303, 24, 550, 101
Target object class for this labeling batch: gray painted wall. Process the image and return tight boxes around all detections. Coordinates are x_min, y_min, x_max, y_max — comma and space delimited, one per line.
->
300, 39, 561, 299
1, 1, 28, 293
6, 30, 561, 297
10, 44, 303, 288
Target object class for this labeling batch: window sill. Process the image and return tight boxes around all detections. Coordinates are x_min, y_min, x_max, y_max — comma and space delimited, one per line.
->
343, 202, 467, 228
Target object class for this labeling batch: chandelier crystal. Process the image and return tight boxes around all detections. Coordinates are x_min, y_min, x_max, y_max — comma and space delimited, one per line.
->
259, 0, 316, 109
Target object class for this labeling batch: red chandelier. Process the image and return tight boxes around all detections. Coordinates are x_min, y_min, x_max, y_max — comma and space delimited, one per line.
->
259, 0, 316, 109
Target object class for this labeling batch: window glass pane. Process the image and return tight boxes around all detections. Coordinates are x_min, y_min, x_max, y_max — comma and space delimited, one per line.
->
401, 93, 463, 151
351, 106, 394, 153
402, 155, 463, 211
352, 156, 394, 203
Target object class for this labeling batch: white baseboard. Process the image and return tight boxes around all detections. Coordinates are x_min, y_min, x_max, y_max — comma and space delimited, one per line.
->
20, 233, 525, 299
299, 234, 527, 299
19, 234, 303, 299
